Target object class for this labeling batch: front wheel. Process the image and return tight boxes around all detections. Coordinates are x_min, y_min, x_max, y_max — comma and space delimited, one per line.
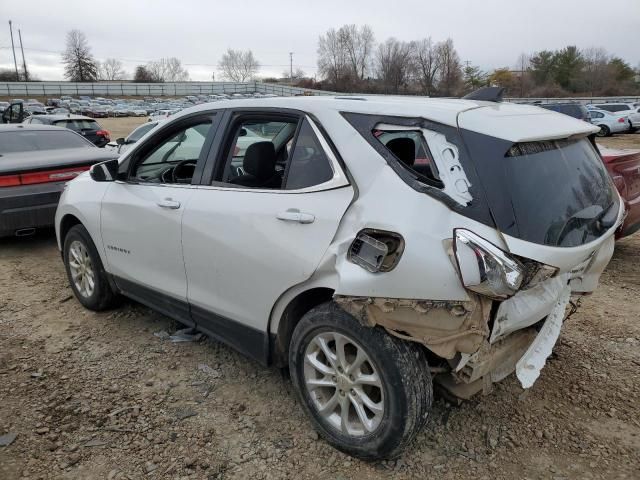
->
63, 224, 119, 311
289, 302, 432, 460
597, 124, 610, 137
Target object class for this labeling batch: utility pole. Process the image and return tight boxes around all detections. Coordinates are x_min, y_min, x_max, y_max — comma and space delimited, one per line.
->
18, 29, 28, 82
289, 52, 293, 84
9, 20, 20, 81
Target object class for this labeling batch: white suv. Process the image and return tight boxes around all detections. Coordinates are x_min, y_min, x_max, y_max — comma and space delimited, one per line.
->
55, 94, 623, 459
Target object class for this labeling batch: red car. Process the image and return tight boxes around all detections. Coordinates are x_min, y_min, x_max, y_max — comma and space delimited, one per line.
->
599, 147, 640, 238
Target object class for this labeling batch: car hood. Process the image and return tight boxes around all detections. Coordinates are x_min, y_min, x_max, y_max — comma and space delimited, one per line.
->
0, 147, 118, 174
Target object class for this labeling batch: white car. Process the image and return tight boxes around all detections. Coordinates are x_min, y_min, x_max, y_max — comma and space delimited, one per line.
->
587, 103, 640, 131
149, 109, 180, 122
588, 108, 630, 136
55, 93, 623, 459
105, 121, 160, 155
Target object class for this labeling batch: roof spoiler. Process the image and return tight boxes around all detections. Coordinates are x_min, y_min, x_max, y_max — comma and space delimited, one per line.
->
463, 86, 505, 103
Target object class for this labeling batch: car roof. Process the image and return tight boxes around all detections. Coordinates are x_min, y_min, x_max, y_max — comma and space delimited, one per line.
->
169, 95, 598, 143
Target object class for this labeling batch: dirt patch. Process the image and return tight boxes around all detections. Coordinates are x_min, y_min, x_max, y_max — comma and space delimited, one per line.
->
100, 117, 148, 140
0, 232, 639, 479
596, 131, 640, 150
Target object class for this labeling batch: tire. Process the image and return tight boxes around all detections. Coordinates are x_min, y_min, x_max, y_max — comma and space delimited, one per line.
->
597, 125, 610, 137
63, 224, 119, 311
289, 301, 432, 460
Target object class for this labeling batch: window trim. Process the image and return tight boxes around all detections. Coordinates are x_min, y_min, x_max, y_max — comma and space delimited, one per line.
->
201, 110, 349, 194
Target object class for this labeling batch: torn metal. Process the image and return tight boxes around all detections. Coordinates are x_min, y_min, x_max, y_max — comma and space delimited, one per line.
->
334, 294, 492, 359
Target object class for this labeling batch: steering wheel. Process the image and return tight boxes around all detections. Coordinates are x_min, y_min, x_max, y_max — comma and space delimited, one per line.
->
171, 160, 197, 184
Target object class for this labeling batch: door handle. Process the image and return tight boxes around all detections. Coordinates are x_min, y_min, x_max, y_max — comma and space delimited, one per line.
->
157, 198, 181, 209
276, 208, 315, 224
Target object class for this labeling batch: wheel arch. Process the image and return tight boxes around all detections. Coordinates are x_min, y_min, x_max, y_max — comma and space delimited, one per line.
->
269, 286, 335, 367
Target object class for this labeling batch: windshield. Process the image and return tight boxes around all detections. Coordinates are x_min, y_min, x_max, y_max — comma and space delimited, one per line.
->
0, 130, 92, 154
461, 131, 619, 247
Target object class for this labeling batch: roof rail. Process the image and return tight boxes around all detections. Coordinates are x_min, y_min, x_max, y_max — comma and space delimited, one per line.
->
463, 86, 505, 103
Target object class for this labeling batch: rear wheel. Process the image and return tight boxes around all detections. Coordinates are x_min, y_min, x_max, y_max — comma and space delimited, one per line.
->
63, 224, 119, 311
597, 125, 610, 137
289, 302, 432, 459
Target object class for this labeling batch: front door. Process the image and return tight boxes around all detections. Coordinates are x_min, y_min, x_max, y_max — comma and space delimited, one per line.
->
100, 114, 216, 321
182, 113, 353, 361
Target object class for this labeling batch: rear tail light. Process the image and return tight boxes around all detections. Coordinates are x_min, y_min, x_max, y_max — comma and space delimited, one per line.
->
0, 166, 91, 187
618, 118, 626, 123
0, 174, 21, 187
453, 229, 524, 299
96, 129, 110, 139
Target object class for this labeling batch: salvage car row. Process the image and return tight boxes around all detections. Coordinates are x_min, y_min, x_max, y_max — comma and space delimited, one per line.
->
1, 90, 639, 460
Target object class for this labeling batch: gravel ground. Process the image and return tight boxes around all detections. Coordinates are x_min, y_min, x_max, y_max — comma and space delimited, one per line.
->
0, 230, 639, 480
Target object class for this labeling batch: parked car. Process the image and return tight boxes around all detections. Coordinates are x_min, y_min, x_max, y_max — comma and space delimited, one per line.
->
149, 109, 180, 122
588, 109, 629, 136
0, 124, 117, 237
55, 94, 622, 459
587, 103, 640, 131
539, 102, 590, 122
105, 121, 159, 154
599, 146, 640, 238
0, 101, 9, 113
23, 114, 111, 148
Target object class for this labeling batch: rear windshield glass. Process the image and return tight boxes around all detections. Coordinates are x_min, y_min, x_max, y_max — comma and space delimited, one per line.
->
53, 119, 98, 130
0, 130, 92, 154
463, 133, 619, 247
595, 104, 628, 112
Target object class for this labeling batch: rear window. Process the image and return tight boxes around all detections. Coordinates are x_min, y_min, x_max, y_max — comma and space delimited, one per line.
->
462, 132, 620, 247
0, 130, 92, 154
53, 119, 98, 130
541, 104, 586, 119
595, 104, 629, 113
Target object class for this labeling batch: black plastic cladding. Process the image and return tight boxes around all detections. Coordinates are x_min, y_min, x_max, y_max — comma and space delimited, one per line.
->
341, 112, 496, 230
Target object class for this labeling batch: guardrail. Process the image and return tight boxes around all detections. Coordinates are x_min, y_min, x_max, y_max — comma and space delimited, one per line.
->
1, 81, 637, 103
0, 81, 338, 98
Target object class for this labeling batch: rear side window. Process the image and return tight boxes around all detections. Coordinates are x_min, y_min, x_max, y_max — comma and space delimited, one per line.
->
285, 119, 334, 190
373, 127, 441, 185
0, 130, 92, 154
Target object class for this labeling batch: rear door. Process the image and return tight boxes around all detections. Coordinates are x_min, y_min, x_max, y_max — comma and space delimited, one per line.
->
182, 111, 353, 362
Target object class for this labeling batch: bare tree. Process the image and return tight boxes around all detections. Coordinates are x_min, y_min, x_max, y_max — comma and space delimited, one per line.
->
317, 28, 348, 89
375, 38, 414, 94
146, 58, 190, 82
436, 38, 462, 96
62, 30, 98, 82
581, 47, 611, 95
282, 68, 306, 81
412, 38, 441, 96
219, 49, 260, 82
340, 24, 375, 81
98, 58, 126, 80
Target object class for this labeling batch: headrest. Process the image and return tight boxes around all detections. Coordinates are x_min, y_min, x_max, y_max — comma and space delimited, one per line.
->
243, 141, 276, 180
386, 137, 416, 167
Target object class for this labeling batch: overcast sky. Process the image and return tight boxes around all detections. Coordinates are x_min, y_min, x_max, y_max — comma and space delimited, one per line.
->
1, 0, 639, 81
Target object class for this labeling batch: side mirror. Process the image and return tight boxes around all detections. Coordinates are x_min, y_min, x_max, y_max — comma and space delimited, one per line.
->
115, 137, 125, 145
90, 159, 119, 182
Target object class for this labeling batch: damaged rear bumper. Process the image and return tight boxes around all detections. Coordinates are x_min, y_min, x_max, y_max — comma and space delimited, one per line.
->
335, 275, 574, 399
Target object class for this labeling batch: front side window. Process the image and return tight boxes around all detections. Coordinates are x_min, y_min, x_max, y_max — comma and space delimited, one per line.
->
129, 119, 212, 184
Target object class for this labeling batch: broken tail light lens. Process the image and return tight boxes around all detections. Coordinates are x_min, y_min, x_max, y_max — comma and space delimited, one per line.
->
453, 229, 524, 300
